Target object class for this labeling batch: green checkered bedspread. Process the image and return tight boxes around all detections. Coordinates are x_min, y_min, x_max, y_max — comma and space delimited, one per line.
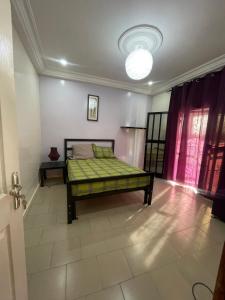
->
67, 158, 150, 196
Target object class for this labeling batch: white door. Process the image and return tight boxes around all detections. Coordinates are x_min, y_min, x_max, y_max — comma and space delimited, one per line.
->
0, 0, 28, 299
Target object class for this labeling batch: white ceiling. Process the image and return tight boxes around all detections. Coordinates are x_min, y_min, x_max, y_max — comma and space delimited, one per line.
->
12, 0, 225, 94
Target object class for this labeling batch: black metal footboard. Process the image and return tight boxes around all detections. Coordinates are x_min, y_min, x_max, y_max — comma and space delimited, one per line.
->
66, 172, 154, 224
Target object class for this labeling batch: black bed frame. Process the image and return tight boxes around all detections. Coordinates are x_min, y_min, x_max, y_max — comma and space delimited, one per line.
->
64, 139, 154, 224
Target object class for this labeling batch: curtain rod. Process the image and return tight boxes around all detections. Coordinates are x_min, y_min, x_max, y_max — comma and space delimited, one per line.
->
167, 66, 225, 92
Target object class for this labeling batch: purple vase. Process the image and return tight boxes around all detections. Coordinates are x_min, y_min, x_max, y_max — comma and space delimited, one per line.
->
48, 147, 60, 161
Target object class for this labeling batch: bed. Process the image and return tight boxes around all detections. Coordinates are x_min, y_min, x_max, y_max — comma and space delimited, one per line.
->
65, 139, 154, 224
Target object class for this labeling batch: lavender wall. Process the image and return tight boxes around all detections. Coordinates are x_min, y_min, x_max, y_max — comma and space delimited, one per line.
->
39, 76, 151, 167
13, 29, 41, 204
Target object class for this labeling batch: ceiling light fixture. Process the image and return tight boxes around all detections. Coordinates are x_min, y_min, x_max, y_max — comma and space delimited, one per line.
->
60, 58, 68, 66
126, 49, 153, 80
118, 25, 163, 81
148, 81, 153, 86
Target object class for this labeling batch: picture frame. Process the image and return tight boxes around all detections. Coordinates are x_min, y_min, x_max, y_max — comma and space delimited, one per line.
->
87, 94, 99, 121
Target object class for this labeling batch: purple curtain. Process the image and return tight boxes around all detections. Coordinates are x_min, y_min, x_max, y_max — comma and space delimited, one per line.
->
164, 68, 225, 197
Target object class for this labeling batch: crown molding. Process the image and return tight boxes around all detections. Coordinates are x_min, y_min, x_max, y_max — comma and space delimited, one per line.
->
151, 53, 225, 95
11, 0, 44, 72
42, 68, 151, 94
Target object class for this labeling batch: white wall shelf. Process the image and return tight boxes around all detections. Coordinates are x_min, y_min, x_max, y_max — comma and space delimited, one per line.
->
120, 126, 146, 130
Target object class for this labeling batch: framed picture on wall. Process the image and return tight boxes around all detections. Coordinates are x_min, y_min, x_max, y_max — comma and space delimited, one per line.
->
87, 94, 99, 121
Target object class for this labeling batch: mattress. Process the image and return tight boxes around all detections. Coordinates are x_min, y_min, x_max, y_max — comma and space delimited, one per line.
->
67, 158, 150, 196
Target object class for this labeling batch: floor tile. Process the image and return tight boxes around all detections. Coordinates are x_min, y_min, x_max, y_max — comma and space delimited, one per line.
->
41, 224, 78, 244
49, 200, 66, 213
97, 250, 132, 288
125, 224, 158, 245
90, 216, 112, 233
200, 218, 225, 243
168, 226, 215, 256
86, 285, 124, 300
107, 211, 136, 229
150, 263, 192, 300
67, 220, 92, 236
29, 202, 50, 215
66, 257, 102, 299
81, 241, 108, 259
191, 242, 223, 283
24, 214, 36, 229
26, 243, 53, 274
80, 231, 106, 247
57, 211, 69, 224
176, 254, 215, 291
24, 228, 43, 247
105, 233, 134, 251
121, 271, 162, 300
28, 265, 66, 300
51, 237, 81, 267
123, 239, 179, 276
34, 213, 57, 227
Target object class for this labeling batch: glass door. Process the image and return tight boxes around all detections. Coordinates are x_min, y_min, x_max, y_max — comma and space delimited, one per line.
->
144, 112, 168, 177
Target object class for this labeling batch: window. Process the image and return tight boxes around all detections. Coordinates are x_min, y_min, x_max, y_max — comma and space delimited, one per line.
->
173, 108, 209, 187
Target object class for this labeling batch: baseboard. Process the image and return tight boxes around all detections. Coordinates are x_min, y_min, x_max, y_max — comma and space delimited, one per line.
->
23, 183, 40, 217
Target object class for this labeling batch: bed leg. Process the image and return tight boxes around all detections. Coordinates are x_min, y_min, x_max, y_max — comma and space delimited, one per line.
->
67, 182, 73, 224
72, 199, 78, 220
71, 200, 75, 220
148, 175, 154, 206
144, 188, 148, 205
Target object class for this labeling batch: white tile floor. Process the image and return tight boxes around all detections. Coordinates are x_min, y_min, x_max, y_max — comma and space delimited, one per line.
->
24, 179, 225, 300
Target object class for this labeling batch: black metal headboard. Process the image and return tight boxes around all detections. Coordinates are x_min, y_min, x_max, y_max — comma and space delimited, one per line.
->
64, 139, 115, 161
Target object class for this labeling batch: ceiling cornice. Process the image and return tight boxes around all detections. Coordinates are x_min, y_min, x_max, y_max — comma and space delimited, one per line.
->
151, 53, 225, 95
11, 0, 45, 72
42, 68, 151, 94
11, 0, 225, 96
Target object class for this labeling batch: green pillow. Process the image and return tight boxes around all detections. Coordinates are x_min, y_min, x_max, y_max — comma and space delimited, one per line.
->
92, 144, 115, 158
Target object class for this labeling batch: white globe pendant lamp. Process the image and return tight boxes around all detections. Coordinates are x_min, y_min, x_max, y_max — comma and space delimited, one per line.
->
118, 25, 163, 81
125, 48, 153, 80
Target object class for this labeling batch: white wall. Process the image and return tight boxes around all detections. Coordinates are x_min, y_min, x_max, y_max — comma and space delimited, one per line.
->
151, 92, 171, 112
13, 29, 41, 203
148, 92, 171, 146
39, 76, 151, 167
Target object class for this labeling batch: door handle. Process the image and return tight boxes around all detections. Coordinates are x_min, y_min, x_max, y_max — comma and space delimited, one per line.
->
10, 188, 21, 209
10, 172, 27, 210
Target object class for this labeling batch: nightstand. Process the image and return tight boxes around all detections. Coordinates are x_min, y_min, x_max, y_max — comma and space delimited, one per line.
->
39, 161, 66, 187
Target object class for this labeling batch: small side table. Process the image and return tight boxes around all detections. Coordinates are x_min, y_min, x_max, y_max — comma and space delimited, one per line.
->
39, 161, 66, 187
